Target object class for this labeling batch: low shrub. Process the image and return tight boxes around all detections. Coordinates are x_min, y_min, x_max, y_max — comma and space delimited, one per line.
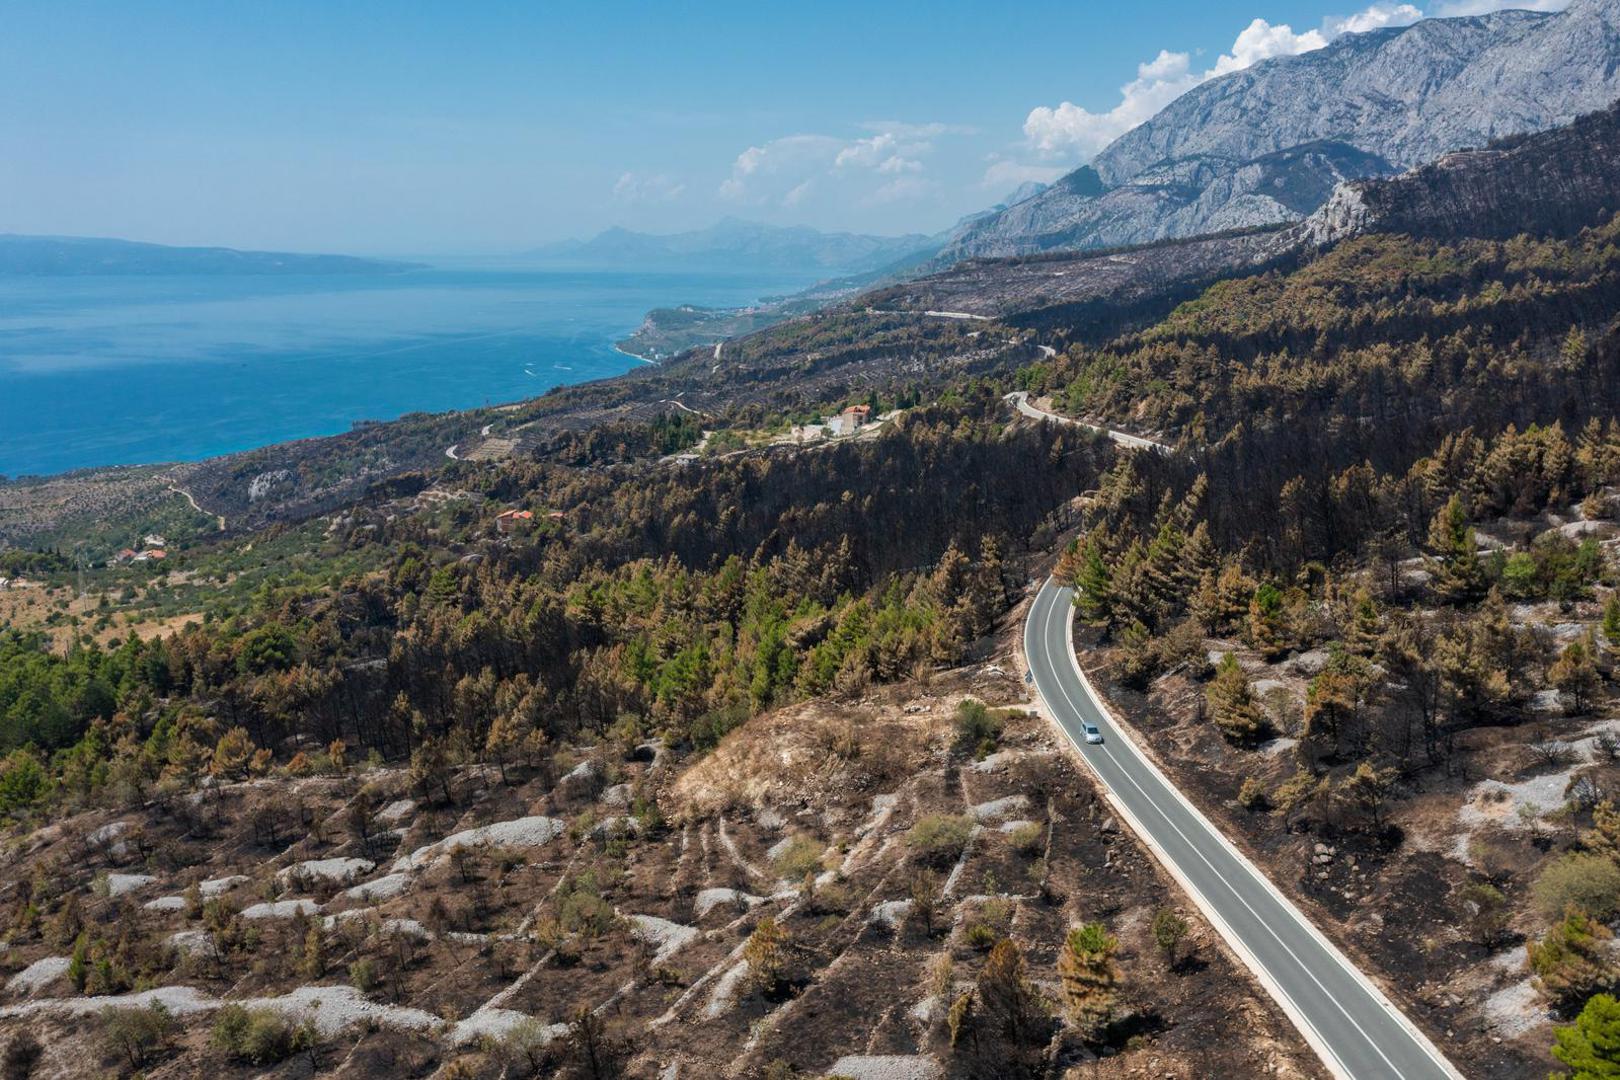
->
772, 835, 826, 880
1533, 852, 1620, 922
954, 699, 1003, 757
907, 814, 975, 867
101, 1003, 175, 1071
1006, 821, 1044, 855
210, 1003, 312, 1066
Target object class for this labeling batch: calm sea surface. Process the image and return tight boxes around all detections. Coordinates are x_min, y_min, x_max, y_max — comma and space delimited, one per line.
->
0, 264, 818, 477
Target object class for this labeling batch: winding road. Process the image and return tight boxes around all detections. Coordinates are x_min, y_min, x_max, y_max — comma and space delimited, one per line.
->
1004, 391, 1168, 453
166, 479, 225, 532
1024, 578, 1461, 1080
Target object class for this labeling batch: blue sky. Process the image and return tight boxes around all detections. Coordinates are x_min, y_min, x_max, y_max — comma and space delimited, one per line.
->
0, 0, 1562, 253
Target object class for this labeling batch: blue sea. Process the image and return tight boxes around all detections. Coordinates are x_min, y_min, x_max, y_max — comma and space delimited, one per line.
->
0, 264, 820, 478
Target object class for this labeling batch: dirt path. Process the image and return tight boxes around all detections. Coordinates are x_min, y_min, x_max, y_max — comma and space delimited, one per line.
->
168, 481, 225, 531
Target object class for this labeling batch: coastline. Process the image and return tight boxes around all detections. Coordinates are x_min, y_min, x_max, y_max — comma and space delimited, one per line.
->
612, 343, 660, 365
1, 265, 821, 478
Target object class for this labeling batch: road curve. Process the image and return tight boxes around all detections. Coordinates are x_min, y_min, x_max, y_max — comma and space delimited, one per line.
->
1024, 578, 1461, 1080
1004, 391, 1168, 453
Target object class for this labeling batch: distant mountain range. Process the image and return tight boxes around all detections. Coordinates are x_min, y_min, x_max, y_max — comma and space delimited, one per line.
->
0, 234, 419, 276
939, 0, 1620, 262
526, 217, 940, 275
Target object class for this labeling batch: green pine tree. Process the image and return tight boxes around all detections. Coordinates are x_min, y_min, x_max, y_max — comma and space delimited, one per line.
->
1207, 653, 1264, 744
1426, 495, 1486, 603
1072, 540, 1113, 625
1552, 992, 1620, 1079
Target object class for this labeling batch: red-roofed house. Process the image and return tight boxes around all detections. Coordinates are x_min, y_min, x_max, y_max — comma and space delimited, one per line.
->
496, 509, 534, 535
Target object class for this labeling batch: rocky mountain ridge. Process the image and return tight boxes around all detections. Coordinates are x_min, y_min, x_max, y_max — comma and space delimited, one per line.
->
940, 0, 1620, 262
875, 97, 1620, 323
1302, 100, 1620, 245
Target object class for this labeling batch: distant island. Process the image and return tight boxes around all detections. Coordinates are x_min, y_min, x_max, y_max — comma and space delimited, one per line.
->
525, 216, 940, 275
0, 233, 422, 275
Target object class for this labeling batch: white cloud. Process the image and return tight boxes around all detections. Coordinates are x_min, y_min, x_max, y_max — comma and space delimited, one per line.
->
835, 127, 939, 172
1429, 0, 1564, 13
1020, 6, 1448, 161
979, 159, 1066, 192
1328, 3, 1424, 34
719, 122, 954, 208
783, 179, 815, 207
834, 132, 899, 169
611, 171, 685, 203
860, 120, 967, 137
1024, 49, 1201, 157
868, 175, 938, 204
877, 155, 923, 174
718, 134, 844, 203
1209, 18, 1328, 77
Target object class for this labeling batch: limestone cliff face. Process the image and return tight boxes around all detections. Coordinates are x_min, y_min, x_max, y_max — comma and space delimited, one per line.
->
940, 0, 1620, 262
1304, 101, 1620, 244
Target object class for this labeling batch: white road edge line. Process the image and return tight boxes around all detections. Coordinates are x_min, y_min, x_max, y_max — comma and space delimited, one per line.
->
1039, 594, 1407, 1078
1091, 741, 1405, 1077
1048, 584, 1462, 1079
1028, 587, 1357, 1080
1030, 580, 1464, 1080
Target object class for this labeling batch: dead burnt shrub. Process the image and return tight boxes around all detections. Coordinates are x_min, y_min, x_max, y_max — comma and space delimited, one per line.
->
346, 794, 379, 855
451, 846, 481, 885
160, 788, 220, 840
802, 877, 854, 917
549, 1007, 633, 1080
245, 802, 295, 850
1, 1031, 41, 1080
1528, 730, 1579, 771
861, 726, 915, 789
1567, 770, 1608, 813
149, 838, 202, 875
1468, 832, 1538, 885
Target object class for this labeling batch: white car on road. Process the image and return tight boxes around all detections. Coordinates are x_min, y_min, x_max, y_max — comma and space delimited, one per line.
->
1081, 721, 1104, 744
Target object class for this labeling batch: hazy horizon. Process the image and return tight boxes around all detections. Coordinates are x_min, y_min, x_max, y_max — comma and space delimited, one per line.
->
0, 0, 1564, 256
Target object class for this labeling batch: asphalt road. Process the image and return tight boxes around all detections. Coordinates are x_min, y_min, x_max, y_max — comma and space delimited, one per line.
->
1024, 579, 1461, 1080
1003, 390, 1168, 453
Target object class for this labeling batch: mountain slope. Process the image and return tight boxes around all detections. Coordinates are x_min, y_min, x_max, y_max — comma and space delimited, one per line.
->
1304, 99, 1620, 244
0, 234, 418, 275
865, 97, 1620, 328
941, 0, 1620, 261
